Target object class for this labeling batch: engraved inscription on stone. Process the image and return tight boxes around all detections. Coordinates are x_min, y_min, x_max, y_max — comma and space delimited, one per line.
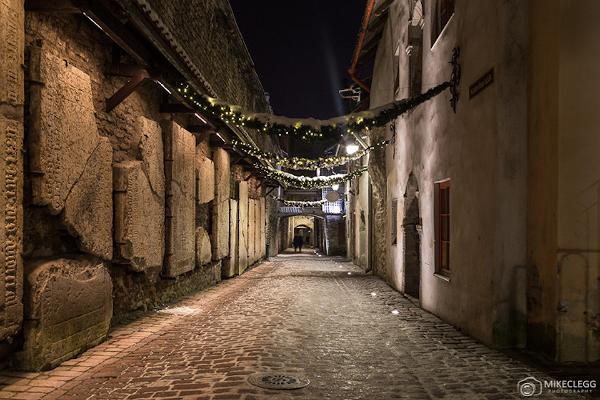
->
0, 118, 23, 341
196, 155, 215, 204
222, 199, 238, 278
0, 0, 24, 109
248, 199, 256, 264
16, 258, 112, 371
114, 161, 165, 271
29, 52, 101, 214
163, 122, 195, 277
237, 181, 249, 274
211, 147, 230, 260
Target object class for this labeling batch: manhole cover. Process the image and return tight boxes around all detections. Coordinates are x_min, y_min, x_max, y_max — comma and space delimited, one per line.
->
247, 373, 310, 390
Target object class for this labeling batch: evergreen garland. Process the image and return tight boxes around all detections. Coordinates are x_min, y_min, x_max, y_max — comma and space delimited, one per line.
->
273, 197, 327, 207
231, 139, 389, 170
177, 81, 450, 141
257, 165, 368, 189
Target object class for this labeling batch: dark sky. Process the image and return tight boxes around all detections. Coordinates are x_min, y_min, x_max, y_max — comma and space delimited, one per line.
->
230, 1, 365, 120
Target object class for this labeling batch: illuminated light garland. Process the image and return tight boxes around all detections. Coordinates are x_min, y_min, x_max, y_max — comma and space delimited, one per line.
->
176, 81, 451, 141
257, 165, 368, 189
272, 197, 328, 207
231, 139, 389, 170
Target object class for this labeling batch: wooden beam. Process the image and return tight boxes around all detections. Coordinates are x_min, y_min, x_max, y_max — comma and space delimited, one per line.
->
106, 68, 149, 112
160, 104, 195, 113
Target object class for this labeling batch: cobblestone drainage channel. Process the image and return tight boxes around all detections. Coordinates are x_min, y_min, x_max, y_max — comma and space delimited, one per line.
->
247, 373, 310, 390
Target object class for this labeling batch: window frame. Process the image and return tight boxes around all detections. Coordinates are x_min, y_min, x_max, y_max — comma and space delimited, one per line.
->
434, 179, 450, 276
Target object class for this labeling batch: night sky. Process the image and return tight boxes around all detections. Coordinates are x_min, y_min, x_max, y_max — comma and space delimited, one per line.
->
229, 1, 366, 120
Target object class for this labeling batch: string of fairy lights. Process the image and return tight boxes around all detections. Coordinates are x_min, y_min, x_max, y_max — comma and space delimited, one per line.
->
176, 81, 450, 141
256, 165, 369, 190
231, 139, 389, 170
272, 197, 327, 207
174, 74, 454, 194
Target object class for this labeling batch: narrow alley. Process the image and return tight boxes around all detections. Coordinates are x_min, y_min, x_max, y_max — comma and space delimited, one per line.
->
0, 252, 568, 399
0, 0, 599, 398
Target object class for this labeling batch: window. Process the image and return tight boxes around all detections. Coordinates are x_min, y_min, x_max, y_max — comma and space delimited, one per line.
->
435, 180, 450, 275
431, 0, 454, 47
391, 199, 398, 245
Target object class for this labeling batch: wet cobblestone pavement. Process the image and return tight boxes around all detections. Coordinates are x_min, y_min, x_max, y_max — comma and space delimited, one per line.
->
0, 252, 586, 399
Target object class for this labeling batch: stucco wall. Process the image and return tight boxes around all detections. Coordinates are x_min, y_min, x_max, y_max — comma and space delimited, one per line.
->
367, 0, 528, 347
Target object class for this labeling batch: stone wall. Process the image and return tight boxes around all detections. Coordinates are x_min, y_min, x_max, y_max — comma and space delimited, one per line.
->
0, 6, 274, 369
0, 0, 24, 344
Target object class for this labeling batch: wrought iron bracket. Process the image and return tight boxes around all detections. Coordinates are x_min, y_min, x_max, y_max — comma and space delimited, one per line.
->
449, 47, 461, 113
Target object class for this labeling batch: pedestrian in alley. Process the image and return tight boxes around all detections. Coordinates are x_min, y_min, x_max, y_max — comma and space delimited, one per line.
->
293, 235, 304, 252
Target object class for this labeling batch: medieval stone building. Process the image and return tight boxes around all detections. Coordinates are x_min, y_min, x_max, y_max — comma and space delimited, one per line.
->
346, 0, 600, 363
0, 0, 282, 370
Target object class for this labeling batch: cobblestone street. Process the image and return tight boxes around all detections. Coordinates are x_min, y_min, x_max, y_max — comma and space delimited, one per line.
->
0, 252, 580, 399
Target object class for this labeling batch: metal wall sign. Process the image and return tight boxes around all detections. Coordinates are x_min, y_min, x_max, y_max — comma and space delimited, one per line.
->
469, 68, 494, 99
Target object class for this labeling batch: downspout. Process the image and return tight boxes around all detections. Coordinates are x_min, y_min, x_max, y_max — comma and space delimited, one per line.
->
348, 0, 376, 94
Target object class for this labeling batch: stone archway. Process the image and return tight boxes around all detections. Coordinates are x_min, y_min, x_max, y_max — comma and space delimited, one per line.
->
294, 224, 313, 246
403, 173, 421, 299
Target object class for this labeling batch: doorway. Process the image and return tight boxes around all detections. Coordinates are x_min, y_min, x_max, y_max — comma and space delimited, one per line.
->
403, 174, 421, 299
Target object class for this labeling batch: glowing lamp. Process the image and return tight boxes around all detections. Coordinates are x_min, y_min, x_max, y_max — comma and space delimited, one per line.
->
346, 144, 360, 155
331, 184, 340, 191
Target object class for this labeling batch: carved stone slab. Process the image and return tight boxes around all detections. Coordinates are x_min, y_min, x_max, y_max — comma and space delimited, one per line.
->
114, 161, 164, 271
196, 155, 215, 204
0, 118, 23, 341
222, 199, 238, 278
195, 226, 212, 266
213, 147, 230, 203
254, 200, 261, 262
259, 197, 266, 259
63, 139, 113, 260
138, 117, 165, 196
248, 199, 256, 264
237, 181, 248, 274
211, 199, 230, 260
0, 0, 24, 110
163, 122, 195, 277
17, 258, 112, 371
29, 51, 102, 214
29, 50, 113, 260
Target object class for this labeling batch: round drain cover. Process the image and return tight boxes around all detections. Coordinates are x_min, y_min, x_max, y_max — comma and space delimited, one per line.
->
248, 373, 310, 390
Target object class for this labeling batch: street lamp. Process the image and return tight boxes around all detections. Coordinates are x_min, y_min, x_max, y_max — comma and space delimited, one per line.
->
346, 143, 360, 155
331, 184, 340, 191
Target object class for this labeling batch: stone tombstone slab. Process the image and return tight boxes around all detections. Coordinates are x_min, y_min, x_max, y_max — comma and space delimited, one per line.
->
196, 156, 215, 204
63, 139, 113, 259
260, 197, 266, 258
29, 50, 112, 260
222, 199, 238, 278
211, 199, 230, 260
195, 226, 212, 266
254, 200, 262, 261
29, 51, 101, 214
237, 181, 249, 274
17, 258, 112, 371
0, 118, 23, 341
114, 161, 164, 271
138, 117, 165, 196
163, 122, 196, 277
248, 199, 256, 264
0, 0, 24, 111
213, 147, 230, 203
